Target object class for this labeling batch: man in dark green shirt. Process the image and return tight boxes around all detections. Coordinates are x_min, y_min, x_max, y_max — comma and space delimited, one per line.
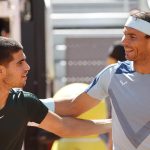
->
0, 36, 111, 150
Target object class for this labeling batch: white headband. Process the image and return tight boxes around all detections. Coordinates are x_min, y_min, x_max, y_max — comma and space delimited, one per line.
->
125, 16, 150, 36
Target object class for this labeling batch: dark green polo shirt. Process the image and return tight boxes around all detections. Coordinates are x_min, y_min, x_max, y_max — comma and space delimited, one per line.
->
0, 89, 48, 150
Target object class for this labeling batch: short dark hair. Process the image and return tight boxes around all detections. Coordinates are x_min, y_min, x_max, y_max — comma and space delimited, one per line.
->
130, 10, 150, 38
0, 36, 23, 65
108, 41, 126, 61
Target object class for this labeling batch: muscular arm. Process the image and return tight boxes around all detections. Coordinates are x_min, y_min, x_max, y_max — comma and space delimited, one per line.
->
38, 111, 112, 137
55, 92, 100, 117
38, 83, 111, 137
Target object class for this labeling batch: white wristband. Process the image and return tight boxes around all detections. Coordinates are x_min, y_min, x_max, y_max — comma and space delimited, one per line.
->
40, 98, 55, 112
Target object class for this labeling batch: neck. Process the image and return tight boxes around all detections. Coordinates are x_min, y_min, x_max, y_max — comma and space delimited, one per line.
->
134, 60, 150, 74
0, 84, 10, 109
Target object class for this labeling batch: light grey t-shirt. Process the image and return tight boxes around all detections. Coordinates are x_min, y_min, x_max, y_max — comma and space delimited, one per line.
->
86, 61, 150, 150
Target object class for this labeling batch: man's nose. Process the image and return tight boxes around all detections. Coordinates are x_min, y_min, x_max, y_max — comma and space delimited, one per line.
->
25, 62, 30, 71
121, 35, 127, 47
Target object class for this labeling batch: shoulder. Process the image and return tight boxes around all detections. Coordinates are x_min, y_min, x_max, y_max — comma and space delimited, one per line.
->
11, 88, 48, 111
11, 88, 39, 102
95, 63, 117, 79
90, 61, 133, 86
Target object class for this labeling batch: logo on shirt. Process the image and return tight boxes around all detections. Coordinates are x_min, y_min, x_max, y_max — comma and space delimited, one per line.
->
120, 80, 127, 86
0, 115, 4, 119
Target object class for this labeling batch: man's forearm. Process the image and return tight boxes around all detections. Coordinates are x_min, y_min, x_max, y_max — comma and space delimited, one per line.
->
59, 118, 112, 137
41, 93, 100, 117
54, 93, 100, 117
38, 111, 111, 138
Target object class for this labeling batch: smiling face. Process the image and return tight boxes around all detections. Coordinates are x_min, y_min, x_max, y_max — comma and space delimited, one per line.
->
1, 50, 30, 89
121, 27, 150, 63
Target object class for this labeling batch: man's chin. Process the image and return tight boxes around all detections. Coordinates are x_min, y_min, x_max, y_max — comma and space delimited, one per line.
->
14, 83, 26, 89
22, 82, 26, 88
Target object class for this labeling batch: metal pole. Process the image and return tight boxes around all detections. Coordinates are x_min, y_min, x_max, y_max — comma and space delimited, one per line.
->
44, 0, 55, 97
9, 0, 21, 42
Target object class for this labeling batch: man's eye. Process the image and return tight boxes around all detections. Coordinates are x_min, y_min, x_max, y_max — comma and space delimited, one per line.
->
130, 35, 136, 39
18, 61, 23, 65
131, 37, 135, 38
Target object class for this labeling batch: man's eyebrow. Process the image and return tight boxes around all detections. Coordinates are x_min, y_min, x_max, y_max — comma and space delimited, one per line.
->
122, 29, 136, 36
123, 32, 136, 36
17, 58, 26, 63
127, 33, 136, 36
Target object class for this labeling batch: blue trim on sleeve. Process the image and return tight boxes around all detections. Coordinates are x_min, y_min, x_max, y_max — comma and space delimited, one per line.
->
85, 64, 116, 93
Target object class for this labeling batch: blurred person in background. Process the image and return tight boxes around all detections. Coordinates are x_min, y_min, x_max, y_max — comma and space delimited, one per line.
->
0, 19, 9, 37
107, 41, 126, 65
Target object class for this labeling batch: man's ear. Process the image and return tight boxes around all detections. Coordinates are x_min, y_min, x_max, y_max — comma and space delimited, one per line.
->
0, 65, 6, 77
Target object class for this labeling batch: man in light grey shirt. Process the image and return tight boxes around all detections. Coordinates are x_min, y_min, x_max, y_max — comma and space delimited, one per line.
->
48, 10, 150, 150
